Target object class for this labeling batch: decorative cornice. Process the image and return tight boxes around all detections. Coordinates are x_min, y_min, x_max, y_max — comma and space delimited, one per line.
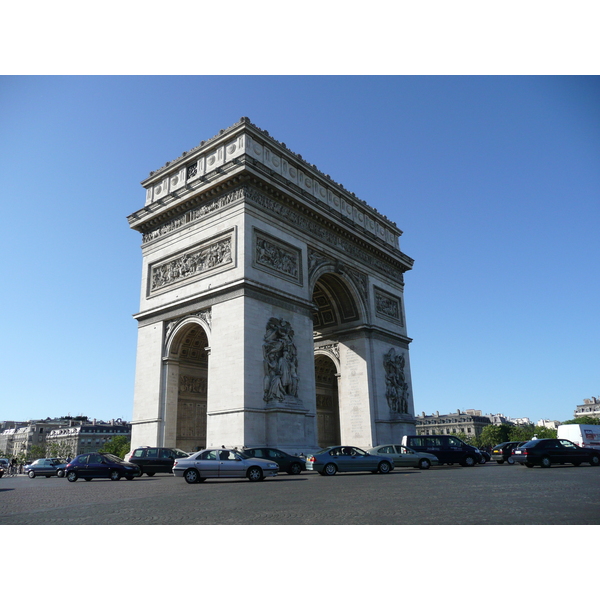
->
134, 118, 407, 253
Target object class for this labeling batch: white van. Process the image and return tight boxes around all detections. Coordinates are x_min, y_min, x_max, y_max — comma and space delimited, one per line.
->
557, 424, 600, 449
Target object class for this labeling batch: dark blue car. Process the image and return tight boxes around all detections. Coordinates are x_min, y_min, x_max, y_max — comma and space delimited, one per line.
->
65, 452, 141, 482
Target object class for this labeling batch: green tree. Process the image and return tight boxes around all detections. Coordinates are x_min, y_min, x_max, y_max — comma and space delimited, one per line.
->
509, 424, 534, 441
27, 444, 46, 461
100, 436, 130, 459
533, 426, 557, 439
479, 424, 508, 448
47, 440, 77, 460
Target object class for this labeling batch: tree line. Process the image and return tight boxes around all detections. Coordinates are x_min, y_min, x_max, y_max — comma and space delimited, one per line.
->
454, 416, 599, 450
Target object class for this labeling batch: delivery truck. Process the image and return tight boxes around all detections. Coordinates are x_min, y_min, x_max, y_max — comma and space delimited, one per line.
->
557, 424, 600, 449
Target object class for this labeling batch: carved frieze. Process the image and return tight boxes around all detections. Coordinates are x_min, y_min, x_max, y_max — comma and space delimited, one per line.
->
254, 230, 301, 284
375, 288, 403, 325
149, 232, 233, 295
179, 375, 207, 395
245, 186, 404, 282
142, 188, 244, 244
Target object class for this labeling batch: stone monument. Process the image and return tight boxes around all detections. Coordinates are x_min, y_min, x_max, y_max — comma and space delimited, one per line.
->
127, 118, 415, 454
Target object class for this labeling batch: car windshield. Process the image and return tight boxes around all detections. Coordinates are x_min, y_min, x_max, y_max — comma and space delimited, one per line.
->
102, 454, 125, 463
172, 449, 190, 458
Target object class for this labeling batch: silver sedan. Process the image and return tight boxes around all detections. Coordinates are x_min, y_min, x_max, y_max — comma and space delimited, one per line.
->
172, 448, 279, 483
25, 458, 68, 478
368, 444, 439, 469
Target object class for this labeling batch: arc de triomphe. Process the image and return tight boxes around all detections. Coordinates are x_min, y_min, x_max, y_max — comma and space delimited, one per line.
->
127, 118, 416, 454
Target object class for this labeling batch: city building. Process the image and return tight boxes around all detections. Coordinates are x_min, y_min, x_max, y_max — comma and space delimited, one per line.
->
415, 409, 491, 438
0, 418, 130, 459
45, 420, 131, 458
537, 419, 560, 430
574, 396, 600, 420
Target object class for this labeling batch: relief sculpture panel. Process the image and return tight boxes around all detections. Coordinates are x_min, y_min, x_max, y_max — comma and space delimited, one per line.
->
149, 231, 233, 295
383, 347, 409, 414
263, 318, 300, 403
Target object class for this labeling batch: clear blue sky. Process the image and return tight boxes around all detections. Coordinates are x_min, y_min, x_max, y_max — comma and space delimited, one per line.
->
1, 75, 598, 425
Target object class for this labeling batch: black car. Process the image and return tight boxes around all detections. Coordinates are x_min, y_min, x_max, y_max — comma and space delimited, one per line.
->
126, 447, 190, 476
243, 447, 306, 475
512, 438, 600, 468
490, 441, 526, 465
65, 452, 141, 482
479, 450, 491, 463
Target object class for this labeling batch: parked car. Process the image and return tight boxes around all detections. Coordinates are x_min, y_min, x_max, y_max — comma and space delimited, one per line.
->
401, 435, 480, 467
306, 445, 394, 476
126, 446, 190, 476
478, 450, 491, 463
0, 465, 4, 478
512, 438, 600, 468
65, 452, 142, 482
491, 441, 525, 464
173, 448, 279, 483
24, 458, 67, 478
242, 447, 305, 474
367, 444, 439, 469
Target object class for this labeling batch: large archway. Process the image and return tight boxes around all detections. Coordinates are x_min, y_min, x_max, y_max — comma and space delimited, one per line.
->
313, 271, 363, 447
168, 323, 209, 452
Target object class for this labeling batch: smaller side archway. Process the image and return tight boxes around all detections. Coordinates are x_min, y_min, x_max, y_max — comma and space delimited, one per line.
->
314, 352, 341, 448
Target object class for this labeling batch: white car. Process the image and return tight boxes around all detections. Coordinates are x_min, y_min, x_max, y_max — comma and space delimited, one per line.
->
173, 448, 279, 483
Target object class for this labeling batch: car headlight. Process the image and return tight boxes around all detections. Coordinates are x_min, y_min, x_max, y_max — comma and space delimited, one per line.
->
269, 463, 278, 469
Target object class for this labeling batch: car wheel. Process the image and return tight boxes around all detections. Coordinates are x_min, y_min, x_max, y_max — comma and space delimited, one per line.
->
67, 472, 78, 482
323, 463, 337, 476
110, 470, 121, 481
289, 463, 302, 475
540, 456, 552, 468
28, 471, 35, 478
378, 461, 392, 474
247, 466, 264, 482
462, 456, 476, 467
184, 469, 200, 484
589, 455, 600, 466
145, 472, 155, 477
56, 469, 65, 478
507, 456, 515, 465
418, 458, 431, 470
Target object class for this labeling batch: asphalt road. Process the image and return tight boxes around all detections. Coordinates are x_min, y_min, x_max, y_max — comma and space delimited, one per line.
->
1, 461, 599, 525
